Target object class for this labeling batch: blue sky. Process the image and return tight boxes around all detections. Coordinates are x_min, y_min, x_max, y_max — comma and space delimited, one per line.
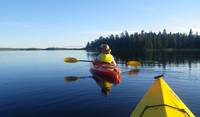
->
0, 0, 200, 48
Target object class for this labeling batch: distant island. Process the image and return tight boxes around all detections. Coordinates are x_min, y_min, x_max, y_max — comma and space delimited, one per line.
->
0, 47, 85, 51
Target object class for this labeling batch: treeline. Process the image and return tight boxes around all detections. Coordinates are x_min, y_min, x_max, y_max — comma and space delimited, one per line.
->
86, 29, 200, 51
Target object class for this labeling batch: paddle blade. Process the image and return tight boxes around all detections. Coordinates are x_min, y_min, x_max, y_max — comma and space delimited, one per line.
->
127, 61, 141, 67
64, 57, 78, 63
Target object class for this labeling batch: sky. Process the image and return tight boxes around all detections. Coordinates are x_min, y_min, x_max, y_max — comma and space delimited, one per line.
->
0, 0, 200, 48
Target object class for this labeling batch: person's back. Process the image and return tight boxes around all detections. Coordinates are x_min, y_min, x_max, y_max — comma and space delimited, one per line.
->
96, 44, 116, 65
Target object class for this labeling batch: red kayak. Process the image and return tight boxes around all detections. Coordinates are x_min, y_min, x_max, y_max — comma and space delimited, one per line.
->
90, 61, 121, 84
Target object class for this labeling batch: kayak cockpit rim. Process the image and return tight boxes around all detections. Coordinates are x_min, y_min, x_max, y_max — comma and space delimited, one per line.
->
139, 104, 191, 117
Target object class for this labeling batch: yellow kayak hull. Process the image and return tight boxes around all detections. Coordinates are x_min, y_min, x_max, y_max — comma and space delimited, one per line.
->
130, 75, 195, 117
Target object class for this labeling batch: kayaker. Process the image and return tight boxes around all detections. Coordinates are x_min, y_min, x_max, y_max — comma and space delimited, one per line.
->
95, 44, 117, 66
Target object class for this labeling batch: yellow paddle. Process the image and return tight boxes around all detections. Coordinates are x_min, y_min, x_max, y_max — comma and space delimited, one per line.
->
64, 57, 141, 67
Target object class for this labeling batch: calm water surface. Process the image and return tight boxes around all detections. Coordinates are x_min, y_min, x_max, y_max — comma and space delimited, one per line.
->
0, 50, 200, 117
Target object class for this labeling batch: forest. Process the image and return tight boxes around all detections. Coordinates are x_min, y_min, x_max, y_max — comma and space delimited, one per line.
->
86, 29, 200, 51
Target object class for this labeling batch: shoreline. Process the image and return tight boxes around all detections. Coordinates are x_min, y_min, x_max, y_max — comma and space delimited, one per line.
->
0, 47, 86, 51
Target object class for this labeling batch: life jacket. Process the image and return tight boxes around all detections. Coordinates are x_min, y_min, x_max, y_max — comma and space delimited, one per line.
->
99, 53, 113, 63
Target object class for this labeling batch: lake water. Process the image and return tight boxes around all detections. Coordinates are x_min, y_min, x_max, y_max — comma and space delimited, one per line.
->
0, 50, 200, 117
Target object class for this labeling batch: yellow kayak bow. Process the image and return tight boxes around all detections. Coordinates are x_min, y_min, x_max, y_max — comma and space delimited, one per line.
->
130, 75, 195, 117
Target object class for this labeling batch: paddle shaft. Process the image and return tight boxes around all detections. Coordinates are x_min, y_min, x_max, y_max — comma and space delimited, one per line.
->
64, 57, 141, 66
79, 60, 93, 62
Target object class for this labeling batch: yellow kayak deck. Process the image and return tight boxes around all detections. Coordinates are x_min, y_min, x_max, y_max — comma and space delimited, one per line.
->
130, 75, 195, 117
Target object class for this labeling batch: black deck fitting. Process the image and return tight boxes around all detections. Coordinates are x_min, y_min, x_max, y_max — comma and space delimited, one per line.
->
154, 74, 164, 79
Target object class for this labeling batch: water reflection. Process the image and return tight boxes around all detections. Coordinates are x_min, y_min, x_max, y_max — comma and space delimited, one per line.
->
127, 69, 140, 76
64, 67, 141, 96
1, 50, 199, 116
64, 75, 120, 96
87, 50, 200, 68
64, 76, 81, 83
92, 75, 114, 96
64, 76, 89, 83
